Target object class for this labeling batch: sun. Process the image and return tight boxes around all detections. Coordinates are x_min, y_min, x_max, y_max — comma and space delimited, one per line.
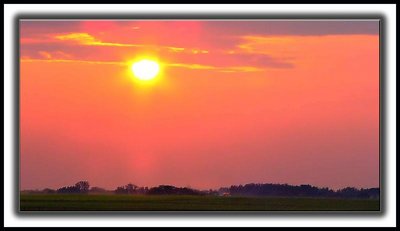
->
131, 59, 160, 81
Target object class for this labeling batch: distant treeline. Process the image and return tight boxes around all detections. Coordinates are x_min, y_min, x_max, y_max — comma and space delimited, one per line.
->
220, 183, 379, 199
21, 181, 379, 199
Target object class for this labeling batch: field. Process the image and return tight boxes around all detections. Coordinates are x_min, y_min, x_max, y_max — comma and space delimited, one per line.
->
20, 194, 380, 211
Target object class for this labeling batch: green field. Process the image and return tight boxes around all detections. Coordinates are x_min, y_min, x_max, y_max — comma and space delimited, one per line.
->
19, 194, 380, 211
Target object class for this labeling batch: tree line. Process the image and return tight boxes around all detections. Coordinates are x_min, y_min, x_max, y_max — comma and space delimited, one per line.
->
21, 181, 379, 199
221, 183, 379, 199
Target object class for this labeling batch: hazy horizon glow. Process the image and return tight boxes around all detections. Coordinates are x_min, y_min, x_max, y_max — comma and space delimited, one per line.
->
20, 20, 379, 190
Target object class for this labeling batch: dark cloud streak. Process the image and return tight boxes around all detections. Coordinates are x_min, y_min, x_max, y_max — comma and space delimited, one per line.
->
205, 20, 379, 36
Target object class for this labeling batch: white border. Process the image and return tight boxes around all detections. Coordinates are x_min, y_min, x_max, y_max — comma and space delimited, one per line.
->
4, 4, 396, 227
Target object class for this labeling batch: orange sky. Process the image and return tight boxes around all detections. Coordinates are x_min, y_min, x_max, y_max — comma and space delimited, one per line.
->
20, 20, 379, 190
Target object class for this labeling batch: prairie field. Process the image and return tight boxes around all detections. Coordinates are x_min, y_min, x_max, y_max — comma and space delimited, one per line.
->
19, 194, 380, 211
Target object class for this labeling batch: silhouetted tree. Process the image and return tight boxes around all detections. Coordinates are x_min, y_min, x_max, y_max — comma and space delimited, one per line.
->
38, 181, 379, 199
136, 187, 149, 194
223, 183, 375, 198
115, 186, 126, 194
57, 185, 80, 194
126, 183, 138, 194
147, 185, 203, 195
56, 181, 90, 194
75, 181, 90, 193
337, 187, 361, 198
114, 183, 139, 194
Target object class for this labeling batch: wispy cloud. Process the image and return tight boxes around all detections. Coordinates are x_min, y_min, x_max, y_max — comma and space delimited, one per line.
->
54, 33, 143, 47
217, 66, 265, 73
54, 32, 190, 53
237, 34, 378, 56
191, 49, 209, 54
21, 58, 263, 73
20, 58, 126, 66
166, 63, 263, 73
38, 51, 52, 59
234, 35, 299, 58
167, 63, 216, 70
37, 51, 73, 60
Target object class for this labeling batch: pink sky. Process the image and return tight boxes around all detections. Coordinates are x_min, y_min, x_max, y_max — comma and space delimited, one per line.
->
20, 20, 379, 190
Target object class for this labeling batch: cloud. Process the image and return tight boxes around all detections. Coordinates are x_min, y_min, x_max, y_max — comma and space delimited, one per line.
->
23, 33, 378, 75
38, 51, 52, 59
167, 47, 185, 52
191, 49, 209, 54
228, 52, 294, 69
54, 32, 189, 53
166, 63, 263, 73
204, 21, 379, 36
54, 33, 142, 47
20, 58, 125, 66
20, 58, 263, 73
23, 22, 377, 73
167, 63, 215, 70
233, 34, 379, 68
218, 66, 264, 73
38, 51, 73, 60
235, 35, 298, 58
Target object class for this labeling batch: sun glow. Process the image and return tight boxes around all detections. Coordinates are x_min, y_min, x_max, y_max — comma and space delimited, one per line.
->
131, 59, 160, 81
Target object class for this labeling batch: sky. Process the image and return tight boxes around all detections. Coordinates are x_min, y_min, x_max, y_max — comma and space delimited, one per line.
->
20, 20, 380, 191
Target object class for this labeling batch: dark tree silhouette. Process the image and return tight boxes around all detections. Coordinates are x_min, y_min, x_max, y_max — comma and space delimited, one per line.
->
147, 185, 203, 195
31, 181, 379, 199
224, 183, 377, 199
75, 181, 90, 193
56, 181, 90, 194
57, 185, 80, 194
126, 183, 138, 194
114, 183, 139, 194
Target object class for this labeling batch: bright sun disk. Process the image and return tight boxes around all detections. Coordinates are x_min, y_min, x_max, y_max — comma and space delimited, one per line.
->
131, 59, 160, 80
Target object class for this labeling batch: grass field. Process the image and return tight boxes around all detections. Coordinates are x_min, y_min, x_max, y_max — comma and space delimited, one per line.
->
19, 194, 380, 211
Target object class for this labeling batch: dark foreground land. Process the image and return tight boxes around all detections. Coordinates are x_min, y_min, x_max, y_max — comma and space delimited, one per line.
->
20, 194, 380, 211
